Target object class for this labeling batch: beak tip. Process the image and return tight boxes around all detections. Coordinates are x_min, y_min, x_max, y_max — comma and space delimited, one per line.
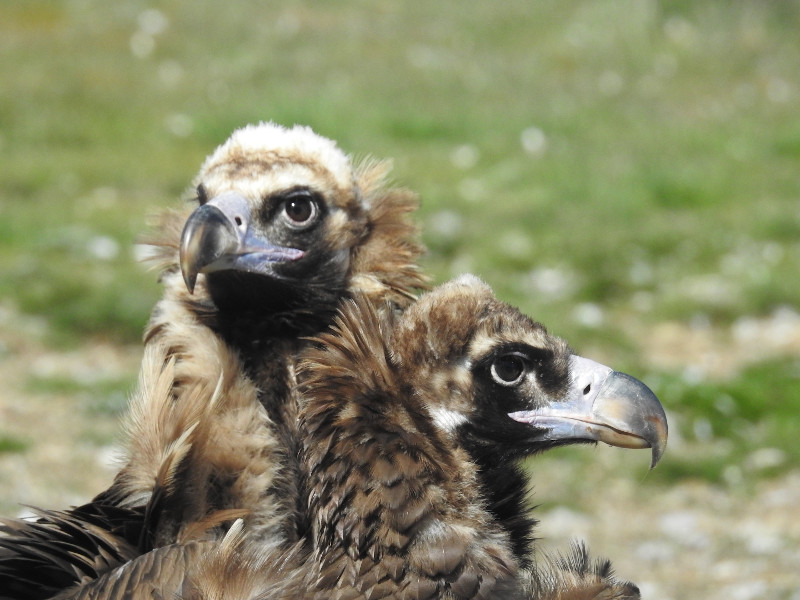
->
185, 276, 196, 294
649, 429, 668, 469
648, 407, 669, 469
181, 264, 197, 294
650, 447, 664, 469
179, 252, 197, 294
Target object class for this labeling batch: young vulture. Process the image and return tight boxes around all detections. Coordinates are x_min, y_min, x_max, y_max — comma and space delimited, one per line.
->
0, 122, 427, 598
33, 276, 665, 600
289, 274, 665, 599
118, 121, 426, 547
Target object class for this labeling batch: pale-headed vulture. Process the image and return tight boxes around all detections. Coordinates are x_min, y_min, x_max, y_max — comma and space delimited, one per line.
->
0, 122, 427, 599
124, 121, 427, 545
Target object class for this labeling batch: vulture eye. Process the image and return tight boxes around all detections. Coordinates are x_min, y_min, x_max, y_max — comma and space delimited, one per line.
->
490, 353, 527, 386
281, 191, 319, 229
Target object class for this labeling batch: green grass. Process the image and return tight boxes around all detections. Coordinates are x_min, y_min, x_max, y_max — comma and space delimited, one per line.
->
0, 435, 30, 455
25, 374, 134, 418
1, 0, 799, 483
648, 358, 800, 484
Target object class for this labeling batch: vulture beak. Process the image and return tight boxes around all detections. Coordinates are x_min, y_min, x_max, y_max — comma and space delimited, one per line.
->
509, 355, 668, 468
179, 193, 305, 293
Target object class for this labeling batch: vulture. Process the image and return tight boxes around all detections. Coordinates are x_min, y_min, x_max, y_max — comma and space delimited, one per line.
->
0, 123, 666, 598
0, 122, 427, 598
113, 121, 427, 548
44, 276, 662, 599
288, 274, 665, 599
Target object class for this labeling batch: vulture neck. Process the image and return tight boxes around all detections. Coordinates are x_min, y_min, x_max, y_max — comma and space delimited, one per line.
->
304, 387, 466, 557
185, 270, 348, 427
476, 454, 537, 567
205, 271, 347, 342
457, 427, 537, 567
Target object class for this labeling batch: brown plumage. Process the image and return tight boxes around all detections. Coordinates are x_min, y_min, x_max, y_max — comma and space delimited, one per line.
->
292, 275, 661, 599
116, 121, 426, 548
3, 274, 663, 599
0, 125, 666, 598
0, 122, 427, 598
522, 544, 641, 600
185, 275, 660, 599
292, 277, 523, 599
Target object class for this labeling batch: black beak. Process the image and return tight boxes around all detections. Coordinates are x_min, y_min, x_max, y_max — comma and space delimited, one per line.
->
179, 193, 304, 293
509, 355, 668, 468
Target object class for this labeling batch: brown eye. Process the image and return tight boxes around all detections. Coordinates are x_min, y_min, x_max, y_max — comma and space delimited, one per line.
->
490, 354, 527, 386
282, 192, 318, 227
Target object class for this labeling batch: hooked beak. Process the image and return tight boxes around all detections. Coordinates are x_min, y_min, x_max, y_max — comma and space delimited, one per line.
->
179, 193, 305, 293
509, 355, 668, 468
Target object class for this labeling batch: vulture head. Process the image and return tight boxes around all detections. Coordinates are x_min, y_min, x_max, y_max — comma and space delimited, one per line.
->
390, 274, 667, 467
180, 123, 362, 312
150, 121, 426, 337
388, 274, 667, 564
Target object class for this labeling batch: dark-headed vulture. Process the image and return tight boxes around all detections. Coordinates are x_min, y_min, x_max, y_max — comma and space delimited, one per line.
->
291, 274, 664, 599
187, 274, 664, 599
0, 122, 427, 599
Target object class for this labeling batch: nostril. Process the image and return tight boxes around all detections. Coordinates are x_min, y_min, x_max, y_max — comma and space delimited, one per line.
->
583, 384, 591, 395
234, 216, 243, 227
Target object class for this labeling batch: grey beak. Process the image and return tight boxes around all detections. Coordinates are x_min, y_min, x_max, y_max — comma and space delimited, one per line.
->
509, 355, 668, 468
179, 193, 304, 294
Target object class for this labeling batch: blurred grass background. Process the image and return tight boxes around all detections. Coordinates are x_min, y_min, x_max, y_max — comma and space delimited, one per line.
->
1, 1, 799, 597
